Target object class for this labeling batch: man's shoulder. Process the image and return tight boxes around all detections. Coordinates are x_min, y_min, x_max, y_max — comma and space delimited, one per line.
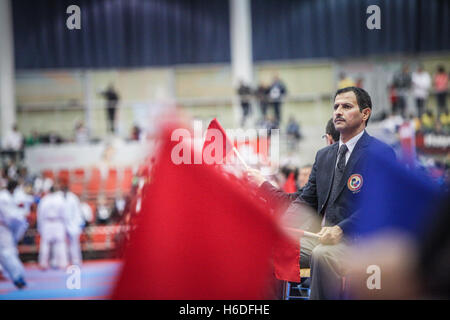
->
316, 143, 337, 158
365, 133, 396, 158
366, 133, 392, 149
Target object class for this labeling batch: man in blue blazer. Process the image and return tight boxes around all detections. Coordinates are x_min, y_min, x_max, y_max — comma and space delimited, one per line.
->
248, 86, 396, 299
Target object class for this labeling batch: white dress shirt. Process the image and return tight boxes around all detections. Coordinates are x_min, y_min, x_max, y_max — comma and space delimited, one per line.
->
337, 129, 365, 167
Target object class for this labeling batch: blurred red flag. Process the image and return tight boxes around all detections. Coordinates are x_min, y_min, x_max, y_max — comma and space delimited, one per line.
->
273, 227, 304, 282
112, 125, 291, 299
283, 172, 297, 193
202, 118, 234, 162
273, 238, 301, 282
203, 118, 302, 283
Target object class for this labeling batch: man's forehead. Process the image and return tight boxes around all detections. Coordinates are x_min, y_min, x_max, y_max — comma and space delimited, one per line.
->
334, 91, 357, 105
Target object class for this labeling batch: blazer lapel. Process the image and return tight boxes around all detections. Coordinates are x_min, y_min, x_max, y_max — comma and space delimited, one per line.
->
321, 143, 339, 212
330, 131, 371, 204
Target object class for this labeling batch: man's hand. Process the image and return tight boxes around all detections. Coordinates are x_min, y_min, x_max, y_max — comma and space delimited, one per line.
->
318, 225, 343, 245
246, 168, 267, 187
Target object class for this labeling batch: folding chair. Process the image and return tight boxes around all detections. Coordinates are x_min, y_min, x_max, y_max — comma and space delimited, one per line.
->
104, 167, 118, 195
121, 167, 133, 193
42, 169, 54, 180
57, 169, 70, 184
283, 268, 311, 300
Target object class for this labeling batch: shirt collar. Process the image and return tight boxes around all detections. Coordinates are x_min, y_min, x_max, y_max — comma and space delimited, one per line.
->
339, 129, 365, 155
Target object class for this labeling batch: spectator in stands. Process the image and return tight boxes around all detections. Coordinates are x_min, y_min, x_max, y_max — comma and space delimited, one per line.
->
439, 109, 450, 133
421, 110, 436, 133
24, 130, 41, 147
388, 84, 398, 116
262, 114, 278, 138
0, 168, 7, 189
99, 83, 120, 134
96, 195, 112, 225
412, 64, 431, 117
268, 75, 287, 126
33, 174, 53, 195
2, 124, 23, 152
392, 64, 412, 117
286, 116, 302, 140
338, 72, 355, 89
74, 121, 89, 144
110, 195, 126, 224
355, 77, 364, 88
40, 131, 64, 144
298, 164, 312, 190
79, 197, 94, 227
286, 116, 302, 150
434, 65, 449, 115
130, 124, 142, 141
237, 80, 253, 127
323, 118, 340, 146
2, 124, 24, 162
256, 82, 269, 120
5, 159, 18, 180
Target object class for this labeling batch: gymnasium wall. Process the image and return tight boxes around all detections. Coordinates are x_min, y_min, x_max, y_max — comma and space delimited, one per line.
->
16, 53, 450, 139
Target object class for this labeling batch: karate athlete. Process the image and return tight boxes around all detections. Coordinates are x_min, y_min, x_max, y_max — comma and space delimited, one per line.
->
37, 186, 68, 270
61, 182, 84, 266
0, 180, 28, 289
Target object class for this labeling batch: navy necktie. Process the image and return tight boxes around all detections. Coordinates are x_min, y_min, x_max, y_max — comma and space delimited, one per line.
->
323, 144, 348, 225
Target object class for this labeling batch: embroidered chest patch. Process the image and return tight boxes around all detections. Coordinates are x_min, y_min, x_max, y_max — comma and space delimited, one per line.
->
347, 174, 363, 193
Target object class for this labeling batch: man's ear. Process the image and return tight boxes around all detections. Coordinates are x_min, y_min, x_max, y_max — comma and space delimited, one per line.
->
326, 134, 334, 146
362, 108, 371, 121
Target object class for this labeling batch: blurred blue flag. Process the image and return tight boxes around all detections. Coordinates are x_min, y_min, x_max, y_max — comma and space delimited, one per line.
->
355, 143, 445, 243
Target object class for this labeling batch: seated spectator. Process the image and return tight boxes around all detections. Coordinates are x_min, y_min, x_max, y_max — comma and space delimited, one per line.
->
434, 65, 448, 115
2, 124, 23, 152
286, 116, 302, 140
0, 168, 7, 189
262, 115, 278, 137
439, 109, 450, 133
5, 160, 18, 180
338, 72, 355, 89
298, 165, 313, 191
39, 132, 64, 144
96, 195, 111, 225
25, 131, 41, 147
110, 195, 126, 223
74, 121, 89, 144
324, 118, 340, 145
80, 199, 94, 227
33, 175, 53, 194
130, 125, 142, 141
421, 110, 435, 132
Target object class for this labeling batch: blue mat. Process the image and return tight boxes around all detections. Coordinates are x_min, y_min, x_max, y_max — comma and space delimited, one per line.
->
0, 260, 121, 300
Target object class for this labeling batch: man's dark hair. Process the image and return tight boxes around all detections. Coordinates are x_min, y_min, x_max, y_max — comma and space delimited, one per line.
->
325, 118, 340, 143
7, 179, 18, 193
334, 86, 372, 126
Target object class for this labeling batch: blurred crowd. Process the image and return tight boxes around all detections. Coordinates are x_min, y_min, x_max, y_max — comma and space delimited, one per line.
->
237, 75, 288, 129
0, 154, 148, 288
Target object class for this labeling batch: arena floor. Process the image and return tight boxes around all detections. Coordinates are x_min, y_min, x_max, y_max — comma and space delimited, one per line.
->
0, 260, 121, 300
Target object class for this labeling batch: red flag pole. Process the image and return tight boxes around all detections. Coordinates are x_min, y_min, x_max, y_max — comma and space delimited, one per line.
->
232, 146, 249, 171
284, 227, 319, 239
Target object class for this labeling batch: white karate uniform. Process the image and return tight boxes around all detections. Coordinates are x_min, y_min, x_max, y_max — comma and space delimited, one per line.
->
37, 192, 68, 269
13, 187, 34, 241
62, 191, 84, 265
0, 190, 27, 282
